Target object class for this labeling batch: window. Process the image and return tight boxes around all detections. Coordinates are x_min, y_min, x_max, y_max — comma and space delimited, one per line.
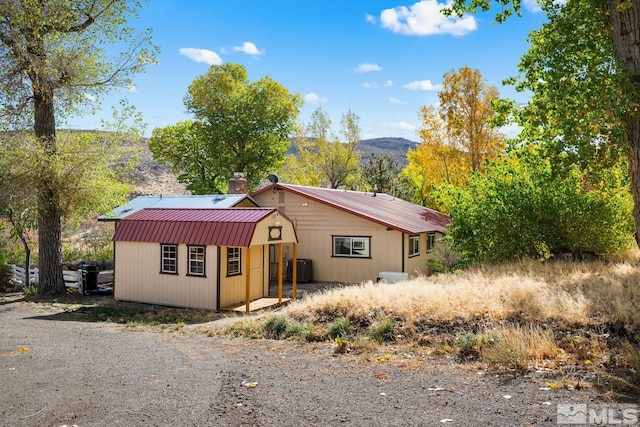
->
332, 236, 370, 258
227, 247, 241, 276
161, 244, 177, 274
409, 235, 420, 257
188, 246, 205, 276
427, 233, 436, 251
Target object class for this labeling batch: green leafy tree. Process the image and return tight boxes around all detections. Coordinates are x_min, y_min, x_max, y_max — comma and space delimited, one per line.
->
438, 146, 634, 264
149, 63, 302, 193
284, 108, 361, 189
0, 1, 156, 294
446, 0, 640, 246
362, 153, 411, 199
0, 125, 138, 284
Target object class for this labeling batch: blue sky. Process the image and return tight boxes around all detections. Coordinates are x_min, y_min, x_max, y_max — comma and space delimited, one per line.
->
69, 0, 548, 141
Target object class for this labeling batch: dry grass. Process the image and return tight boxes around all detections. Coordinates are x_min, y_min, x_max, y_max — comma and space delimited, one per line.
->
284, 260, 640, 328
222, 260, 640, 397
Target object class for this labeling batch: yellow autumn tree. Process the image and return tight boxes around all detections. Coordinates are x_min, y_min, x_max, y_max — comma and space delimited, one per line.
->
403, 67, 505, 208
283, 108, 361, 189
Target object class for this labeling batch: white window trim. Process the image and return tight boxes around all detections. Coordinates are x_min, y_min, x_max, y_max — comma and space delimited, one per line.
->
227, 247, 241, 276
161, 244, 178, 274
188, 245, 206, 277
409, 235, 420, 258
332, 236, 371, 258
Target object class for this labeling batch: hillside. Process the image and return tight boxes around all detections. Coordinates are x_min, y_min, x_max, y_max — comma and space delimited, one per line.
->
357, 137, 417, 164
132, 136, 418, 196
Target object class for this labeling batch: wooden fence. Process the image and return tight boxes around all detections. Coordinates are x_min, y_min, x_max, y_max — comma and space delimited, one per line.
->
9, 264, 113, 290
9, 265, 39, 286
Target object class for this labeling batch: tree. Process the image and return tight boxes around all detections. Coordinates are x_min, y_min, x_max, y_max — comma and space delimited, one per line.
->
440, 66, 505, 171
284, 108, 361, 189
438, 146, 634, 264
0, 135, 37, 286
361, 153, 411, 199
402, 68, 505, 207
0, 127, 137, 285
149, 63, 302, 193
0, 1, 156, 294
447, 0, 640, 246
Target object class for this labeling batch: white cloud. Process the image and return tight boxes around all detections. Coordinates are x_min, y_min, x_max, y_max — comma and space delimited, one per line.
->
354, 63, 382, 73
362, 82, 378, 89
385, 121, 416, 131
233, 41, 265, 56
179, 47, 223, 65
403, 80, 442, 91
384, 80, 393, 87
304, 92, 328, 104
84, 93, 96, 102
127, 85, 137, 93
389, 97, 404, 104
522, 0, 542, 12
379, 0, 477, 36
365, 13, 376, 24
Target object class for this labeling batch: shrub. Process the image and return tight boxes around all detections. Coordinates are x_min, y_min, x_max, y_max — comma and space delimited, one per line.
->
226, 320, 264, 338
368, 319, 397, 344
437, 147, 634, 264
328, 318, 352, 339
264, 315, 289, 339
334, 337, 349, 354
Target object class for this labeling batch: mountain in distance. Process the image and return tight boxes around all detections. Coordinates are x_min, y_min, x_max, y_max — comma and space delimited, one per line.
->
286, 137, 418, 165
357, 137, 417, 165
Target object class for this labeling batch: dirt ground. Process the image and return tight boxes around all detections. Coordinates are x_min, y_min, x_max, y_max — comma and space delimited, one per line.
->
0, 296, 612, 427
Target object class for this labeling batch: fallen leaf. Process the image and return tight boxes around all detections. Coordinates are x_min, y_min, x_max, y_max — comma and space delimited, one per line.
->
243, 382, 258, 389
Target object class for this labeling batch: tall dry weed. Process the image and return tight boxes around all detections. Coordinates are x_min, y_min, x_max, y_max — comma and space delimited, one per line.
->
284, 260, 640, 329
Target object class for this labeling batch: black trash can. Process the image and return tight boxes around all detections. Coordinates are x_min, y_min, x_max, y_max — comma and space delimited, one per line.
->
81, 265, 99, 294
286, 259, 312, 283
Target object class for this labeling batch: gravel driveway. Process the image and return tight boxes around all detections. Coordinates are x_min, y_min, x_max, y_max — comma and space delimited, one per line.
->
0, 299, 603, 426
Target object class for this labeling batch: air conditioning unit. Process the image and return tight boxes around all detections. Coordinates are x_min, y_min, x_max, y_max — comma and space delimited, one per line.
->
378, 271, 408, 283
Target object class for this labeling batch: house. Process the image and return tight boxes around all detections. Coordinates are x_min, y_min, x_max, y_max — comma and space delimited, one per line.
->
251, 183, 449, 284
112, 207, 298, 311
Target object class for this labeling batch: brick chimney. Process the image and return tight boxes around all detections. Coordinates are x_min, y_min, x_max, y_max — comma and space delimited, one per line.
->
228, 172, 248, 194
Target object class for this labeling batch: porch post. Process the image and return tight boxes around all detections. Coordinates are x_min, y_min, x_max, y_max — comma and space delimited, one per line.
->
278, 243, 283, 303
292, 243, 297, 299
245, 246, 251, 313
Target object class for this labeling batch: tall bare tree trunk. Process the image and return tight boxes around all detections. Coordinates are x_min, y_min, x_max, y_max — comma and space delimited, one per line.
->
606, 0, 640, 246
34, 87, 65, 294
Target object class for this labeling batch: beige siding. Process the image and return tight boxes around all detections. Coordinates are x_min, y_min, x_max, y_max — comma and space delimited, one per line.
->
114, 242, 217, 310
250, 211, 297, 246
235, 199, 258, 207
254, 190, 405, 283
405, 233, 427, 277
218, 245, 266, 308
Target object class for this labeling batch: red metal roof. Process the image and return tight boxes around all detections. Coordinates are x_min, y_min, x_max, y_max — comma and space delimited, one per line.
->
252, 183, 449, 235
112, 208, 276, 247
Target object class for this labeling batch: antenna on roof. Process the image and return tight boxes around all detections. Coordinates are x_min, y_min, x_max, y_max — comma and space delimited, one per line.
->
268, 173, 280, 193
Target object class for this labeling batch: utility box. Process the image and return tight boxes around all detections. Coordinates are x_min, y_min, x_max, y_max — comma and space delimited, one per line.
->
286, 259, 312, 283
81, 265, 99, 294
378, 271, 408, 283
